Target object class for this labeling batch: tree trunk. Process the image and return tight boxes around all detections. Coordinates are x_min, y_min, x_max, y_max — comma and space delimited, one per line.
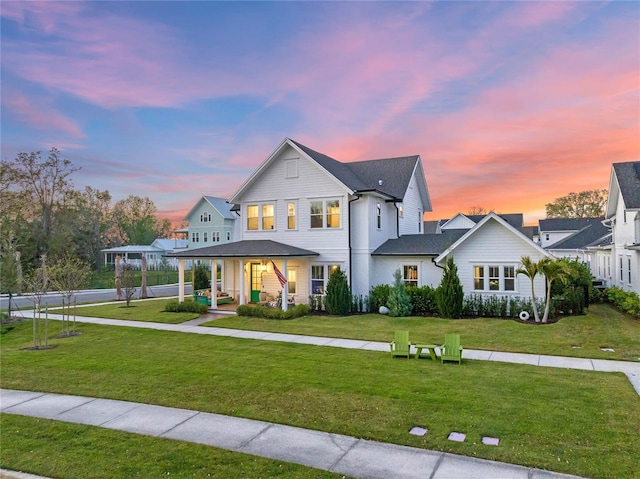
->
115, 255, 122, 301
141, 256, 148, 299
530, 280, 541, 322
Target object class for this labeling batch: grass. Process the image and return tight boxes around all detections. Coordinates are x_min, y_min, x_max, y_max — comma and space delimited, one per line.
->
1, 319, 639, 479
89, 270, 180, 289
72, 298, 201, 324
207, 303, 640, 361
0, 415, 342, 479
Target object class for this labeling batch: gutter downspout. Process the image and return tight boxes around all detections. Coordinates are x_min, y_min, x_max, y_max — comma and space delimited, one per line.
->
348, 193, 361, 289
393, 202, 400, 239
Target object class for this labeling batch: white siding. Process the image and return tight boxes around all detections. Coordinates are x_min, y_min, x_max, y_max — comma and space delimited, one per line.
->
372, 257, 443, 289
441, 214, 475, 231
186, 199, 235, 249
442, 219, 547, 299
398, 173, 426, 236
540, 231, 573, 248
610, 190, 640, 293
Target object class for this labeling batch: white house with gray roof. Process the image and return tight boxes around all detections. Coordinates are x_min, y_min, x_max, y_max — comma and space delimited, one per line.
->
184, 195, 240, 249
605, 161, 640, 293
170, 137, 431, 307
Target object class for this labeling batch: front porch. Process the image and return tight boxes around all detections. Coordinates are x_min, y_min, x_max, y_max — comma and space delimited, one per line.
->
168, 240, 320, 311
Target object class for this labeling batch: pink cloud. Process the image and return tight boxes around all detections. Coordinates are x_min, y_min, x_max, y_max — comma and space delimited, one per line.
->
2, 90, 85, 138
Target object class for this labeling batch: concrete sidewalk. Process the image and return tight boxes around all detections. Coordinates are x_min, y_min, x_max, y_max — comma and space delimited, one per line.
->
0, 389, 586, 479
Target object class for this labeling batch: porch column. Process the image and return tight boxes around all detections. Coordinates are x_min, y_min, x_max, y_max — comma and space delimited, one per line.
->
178, 258, 185, 302
239, 260, 246, 305
211, 259, 218, 309
282, 259, 289, 311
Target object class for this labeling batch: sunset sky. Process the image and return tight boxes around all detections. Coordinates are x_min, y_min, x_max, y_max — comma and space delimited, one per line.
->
1, 1, 638, 226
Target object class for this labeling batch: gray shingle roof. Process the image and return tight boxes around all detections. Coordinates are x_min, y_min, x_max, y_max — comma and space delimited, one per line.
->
167, 240, 319, 258
467, 213, 524, 228
372, 231, 466, 256
539, 217, 603, 232
289, 139, 419, 201
613, 161, 640, 209
547, 220, 610, 250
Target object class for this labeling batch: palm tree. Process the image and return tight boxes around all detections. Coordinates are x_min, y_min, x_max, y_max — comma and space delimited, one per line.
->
517, 256, 541, 322
538, 258, 568, 323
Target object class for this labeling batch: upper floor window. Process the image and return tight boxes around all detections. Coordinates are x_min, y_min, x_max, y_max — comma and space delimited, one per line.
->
203, 232, 208, 243
191, 232, 200, 243
376, 202, 382, 229
200, 212, 212, 222
403, 265, 418, 287
247, 205, 259, 230
310, 199, 341, 229
262, 204, 274, 230
287, 202, 296, 230
226, 231, 231, 241
418, 211, 422, 233
213, 231, 220, 242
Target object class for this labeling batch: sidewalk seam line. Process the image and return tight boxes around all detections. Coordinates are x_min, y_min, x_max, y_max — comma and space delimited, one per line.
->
238, 423, 273, 450
159, 411, 201, 437
428, 452, 446, 479
327, 438, 359, 472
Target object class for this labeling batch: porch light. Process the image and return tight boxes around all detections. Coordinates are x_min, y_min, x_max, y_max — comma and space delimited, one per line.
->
261, 264, 267, 272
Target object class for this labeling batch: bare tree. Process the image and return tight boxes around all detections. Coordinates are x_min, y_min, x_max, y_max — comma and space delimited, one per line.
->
24, 255, 49, 349
140, 255, 148, 299
49, 255, 90, 336
121, 263, 137, 307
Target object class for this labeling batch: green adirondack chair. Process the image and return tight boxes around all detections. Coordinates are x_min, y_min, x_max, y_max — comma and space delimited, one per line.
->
390, 330, 411, 358
441, 333, 463, 364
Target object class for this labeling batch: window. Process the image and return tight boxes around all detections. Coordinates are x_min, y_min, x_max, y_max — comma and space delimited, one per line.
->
489, 266, 500, 291
619, 256, 623, 282
311, 265, 324, 294
203, 232, 208, 243
326, 200, 340, 228
474, 264, 518, 292
247, 205, 258, 230
200, 212, 211, 222
212, 231, 220, 242
192, 232, 200, 243
403, 265, 418, 287
504, 266, 515, 291
545, 233, 550, 241
398, 205, 403, 218
226, 231, 231, 241
418, 211, 422, 233
376, 202, 381, 229
629, 257, 632, 284
311, 264, 340, 294
262, 204, 274, 230
474, 266, 484, 290
310, 199, 341, 229
287, 202, 296, 230
287, 269, 297, 294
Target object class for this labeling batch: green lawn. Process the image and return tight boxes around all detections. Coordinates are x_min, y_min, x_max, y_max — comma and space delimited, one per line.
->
0, 415, 342, 479
208, 303, 640, 361
1, 319, 638, 479
73, 298, 200, 324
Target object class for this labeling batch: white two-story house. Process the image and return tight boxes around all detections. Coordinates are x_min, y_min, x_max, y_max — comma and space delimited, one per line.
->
171, 137, 430, 307
604, 161, 640, 293
184, 196, 240, 249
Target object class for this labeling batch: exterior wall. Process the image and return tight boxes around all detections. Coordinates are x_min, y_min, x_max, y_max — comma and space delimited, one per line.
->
539, 231, 573, 248
187, 200, 235, 249
398, 173, 426, 236
441, 214, 475, 231
610, 192, 640, 293
372, 256, 443, 289
442, 220, 547, 299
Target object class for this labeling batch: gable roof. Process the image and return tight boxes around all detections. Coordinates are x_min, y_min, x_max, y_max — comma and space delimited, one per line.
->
434, 212, 551, 264
151, 238, 189, 251
184, 196, 236, 221
440, 213, 524, 230
167, 239, 319, 258
539, 217, 602, 232
372, 230, 466, 256
546, 220, 610, 250
607, 161, 640, 217
230, 138, 431, 209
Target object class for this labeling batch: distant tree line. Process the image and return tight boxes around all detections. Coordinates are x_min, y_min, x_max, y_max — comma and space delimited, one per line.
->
1, 148, 173, 278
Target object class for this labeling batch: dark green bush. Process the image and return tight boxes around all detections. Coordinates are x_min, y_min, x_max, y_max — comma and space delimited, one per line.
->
164, 300, 209, 314
387, 269, 412, 317
436, 257, 464, 319
369, 284, 390, 313
308, 294, 324, 312
406, 286, 437, 315
193, 264, 210, 291
325, 269, 351, 315
236, 303, 310, 320
607, 287, 640, 318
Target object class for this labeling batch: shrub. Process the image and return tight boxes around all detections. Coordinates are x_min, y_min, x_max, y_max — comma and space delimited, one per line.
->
436, 257, 464, 318
236, 303, 310, 320
351, 294, 367, 313
193, 263, 210, 291
369, 284, 390, 313
164, 300, 209, 314
325, 269, 351, 315
406, 286, 437, 315
607, 287, 640, 319
308, 294, 324, 312
387, 269, 412, 317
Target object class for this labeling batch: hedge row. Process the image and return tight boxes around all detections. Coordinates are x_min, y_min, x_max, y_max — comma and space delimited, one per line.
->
236, 303, 310, 320
164, 300, 209, 314
607, 287, 640, 319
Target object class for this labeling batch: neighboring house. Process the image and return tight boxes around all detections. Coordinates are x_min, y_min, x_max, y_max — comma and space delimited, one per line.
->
170, 137, 431, 306
101, 238, 188, 270
184, 196, 239, 249
538, 217, 603, 248
605, 161, 640, 293
544, 219, 609, 263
